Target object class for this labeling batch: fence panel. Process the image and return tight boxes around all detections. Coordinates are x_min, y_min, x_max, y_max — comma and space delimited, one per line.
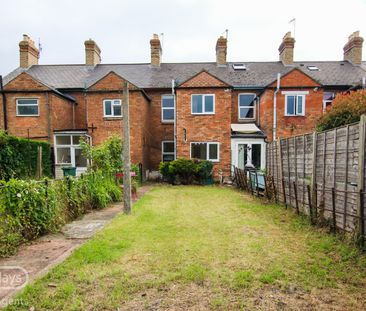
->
266, 118, 366, 245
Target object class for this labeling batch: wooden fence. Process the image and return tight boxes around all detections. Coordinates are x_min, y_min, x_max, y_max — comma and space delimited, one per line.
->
266, 115, 366, 247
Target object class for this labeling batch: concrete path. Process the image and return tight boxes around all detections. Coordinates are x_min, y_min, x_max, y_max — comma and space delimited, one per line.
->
0, 185, 152, 308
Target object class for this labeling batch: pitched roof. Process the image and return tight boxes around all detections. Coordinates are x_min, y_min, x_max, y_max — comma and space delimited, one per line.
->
3, 61, 366, 90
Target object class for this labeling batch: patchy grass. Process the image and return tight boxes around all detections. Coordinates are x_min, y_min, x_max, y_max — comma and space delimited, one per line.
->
5, 186, 366, 310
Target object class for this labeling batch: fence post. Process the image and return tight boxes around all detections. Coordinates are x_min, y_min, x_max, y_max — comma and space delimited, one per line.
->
36, 145, 43, 179
307, 185, 313, 224
278, 138, 284, 203
359, 189, 365, 249
293, 181, 299, 214
357, 114, 366, 246
331, 187, 337, 234
311, 132, 318, 218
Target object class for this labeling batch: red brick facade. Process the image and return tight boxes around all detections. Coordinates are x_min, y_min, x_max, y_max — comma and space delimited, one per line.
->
0, 65, 352, 179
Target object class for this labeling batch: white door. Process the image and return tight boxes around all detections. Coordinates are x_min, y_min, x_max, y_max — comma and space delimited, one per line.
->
231, 139, 266, 170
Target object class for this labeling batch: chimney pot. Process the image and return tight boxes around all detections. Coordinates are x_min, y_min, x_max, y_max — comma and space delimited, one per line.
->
84, 39, 101, 66
278, 32, 295, 66
19, 34, 39, 68
150, 34, 162, 67
216, 36, 227, 66
343, 31, 363, 65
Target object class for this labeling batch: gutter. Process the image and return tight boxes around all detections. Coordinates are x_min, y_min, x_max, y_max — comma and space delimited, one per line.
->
273, 73, 281, 141
0, 76, 7, 131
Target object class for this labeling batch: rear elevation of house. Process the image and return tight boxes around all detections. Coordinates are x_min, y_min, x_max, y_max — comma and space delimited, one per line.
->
0, 32, 365, 179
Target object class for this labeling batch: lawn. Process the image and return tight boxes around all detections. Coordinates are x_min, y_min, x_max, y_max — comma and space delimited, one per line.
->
5, 186, 366, 310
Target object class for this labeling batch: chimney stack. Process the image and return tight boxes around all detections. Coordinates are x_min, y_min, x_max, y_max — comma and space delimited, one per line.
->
150, 34, 162, 67
278, 32, 295, 66
216, 36, 227, 66
343, 31, 363, 65
84, 39, 101, 66
19, 34, 39, 68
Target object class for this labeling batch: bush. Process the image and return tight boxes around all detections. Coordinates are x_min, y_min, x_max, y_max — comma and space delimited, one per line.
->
316, 90, 366, 131
159, 158, 213, 185
0, 171, 122, 257
0, 131, 52, 180
80, 136, 123, 174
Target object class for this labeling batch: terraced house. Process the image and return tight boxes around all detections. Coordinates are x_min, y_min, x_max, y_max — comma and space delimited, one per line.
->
0, 32, 365, 179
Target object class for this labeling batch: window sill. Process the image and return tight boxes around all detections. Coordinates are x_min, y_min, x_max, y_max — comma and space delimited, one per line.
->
16, 115, 40, 117
191, 113, 215, 116
161, 120, 174, 124
284, 115, 305, 117
103, 117, 123, 120
238, 118, 255, 122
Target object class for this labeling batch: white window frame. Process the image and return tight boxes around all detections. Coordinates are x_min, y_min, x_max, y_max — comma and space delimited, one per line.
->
16, 98, 39, 117
161, 95, 175, 123
54, 133, 89, 167
282, 91, 308, 117
161, 141, 175, 162
238, 93, 256, 120
323, 100, 333, 112
103, 99, 122, 117
191, 94, 215, 115
190, 142, 220, 162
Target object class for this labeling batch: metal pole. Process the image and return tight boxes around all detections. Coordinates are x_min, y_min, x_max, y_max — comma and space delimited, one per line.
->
123, 82, 132, 214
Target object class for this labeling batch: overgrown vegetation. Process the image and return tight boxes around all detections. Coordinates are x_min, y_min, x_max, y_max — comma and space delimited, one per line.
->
0, 172, 121, 257
5, 186, 366, 310
0, 130, 52, 180
159, 158, 213, 184
80, 135, 123, 174
316, 90, 366, 131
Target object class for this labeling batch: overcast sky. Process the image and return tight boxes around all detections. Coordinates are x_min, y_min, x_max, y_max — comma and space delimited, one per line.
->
0, 0, 365, 76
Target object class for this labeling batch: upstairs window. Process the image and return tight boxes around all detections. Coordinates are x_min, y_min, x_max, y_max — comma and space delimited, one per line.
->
323, 92, 335, 111
190, 142, 219, 162
161, 95, 175, 122
282, 91, 308, 116
162, 141, 175, 162
16, 99, 39, 116
104, 99, 122, 117
238, 94, 256, 120
191, 94, 215, 114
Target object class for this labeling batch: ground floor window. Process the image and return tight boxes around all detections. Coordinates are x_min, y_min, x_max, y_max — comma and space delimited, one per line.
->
54, 133, 89, 167
162, 141, 175, 162
190, 142, 219, 162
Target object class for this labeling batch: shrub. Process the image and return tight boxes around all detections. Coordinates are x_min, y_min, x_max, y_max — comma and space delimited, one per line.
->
159, 158, 213, 185
80, 136, 123, 174
316, 90, 366, 131
0, 171, 122, 257
0, 131, 52, 180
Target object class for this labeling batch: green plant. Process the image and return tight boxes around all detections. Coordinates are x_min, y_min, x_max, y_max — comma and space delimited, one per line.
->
316, 90, 366, 131
0, 131, 52, 180
80, 136, 123, 174
159, 158, 213, 185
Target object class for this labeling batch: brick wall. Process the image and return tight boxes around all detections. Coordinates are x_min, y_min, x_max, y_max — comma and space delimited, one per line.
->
176, 87, 232, 178
259, 69, 323, 141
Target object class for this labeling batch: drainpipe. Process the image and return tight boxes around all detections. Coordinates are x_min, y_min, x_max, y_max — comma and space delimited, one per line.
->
46, 92, 51, 142
273, 73, 281, 141
0, 76, 7, 131
172, 79, 177, 160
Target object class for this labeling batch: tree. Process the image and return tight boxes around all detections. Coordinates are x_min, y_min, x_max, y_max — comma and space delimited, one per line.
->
316, 90, 366, 131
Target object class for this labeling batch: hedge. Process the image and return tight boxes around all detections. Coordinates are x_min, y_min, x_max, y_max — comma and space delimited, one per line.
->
0, 131, 52, 180
0, 171, 122, 257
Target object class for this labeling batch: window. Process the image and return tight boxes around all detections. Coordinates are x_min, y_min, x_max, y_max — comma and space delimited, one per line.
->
282, 91, 308, 116
162, 141, 175, 162
190, 142, 219, 162
16, 99, 39, 116
307, 66, 319, 71
323, 92, 335, 111
161, 95, 175, 122
191, 94, 215, 114
232, 63, 246, 70
103, 99, 122, 117
238, 94, 256, 119
54, 134, 88, 167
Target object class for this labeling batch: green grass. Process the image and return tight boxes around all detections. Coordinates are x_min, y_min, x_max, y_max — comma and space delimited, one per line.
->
5, 186, 366, 310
